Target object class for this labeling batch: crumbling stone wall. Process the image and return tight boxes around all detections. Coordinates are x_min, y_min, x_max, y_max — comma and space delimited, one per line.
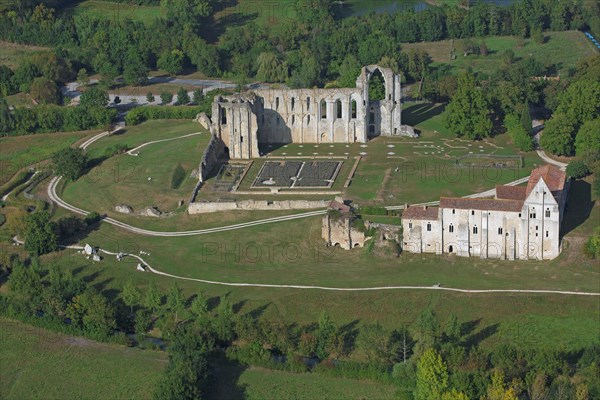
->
207, 65, 417, 160
322, 213, 366, 250
188, 199, 328, 214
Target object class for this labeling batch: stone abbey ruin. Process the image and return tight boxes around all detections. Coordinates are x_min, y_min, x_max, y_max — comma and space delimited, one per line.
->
196, 65, 416, 169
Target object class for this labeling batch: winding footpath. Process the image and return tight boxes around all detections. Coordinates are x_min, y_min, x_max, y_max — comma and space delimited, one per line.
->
63, 245, 600, 296
126, 132, 203, 156
44, 130, 599, 295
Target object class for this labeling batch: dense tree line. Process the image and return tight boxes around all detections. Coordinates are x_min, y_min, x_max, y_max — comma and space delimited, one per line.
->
0, 0, 598, 88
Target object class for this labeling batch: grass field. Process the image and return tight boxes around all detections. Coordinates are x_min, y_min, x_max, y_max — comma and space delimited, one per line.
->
403, 31, 598, 76
0, 318, 167, 400
63, 120, 206, 214
0, 130, 100, 186
72, 1, 166, 25
0, 318, 400, 399
0, 41, 48, 69
208, 364, 399, 399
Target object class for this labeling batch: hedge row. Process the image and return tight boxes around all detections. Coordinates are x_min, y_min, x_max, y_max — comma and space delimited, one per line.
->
125, 106, 202, 126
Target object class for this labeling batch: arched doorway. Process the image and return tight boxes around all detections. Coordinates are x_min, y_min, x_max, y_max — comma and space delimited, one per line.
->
449, 245, 453, 253
366, 68, 386, 138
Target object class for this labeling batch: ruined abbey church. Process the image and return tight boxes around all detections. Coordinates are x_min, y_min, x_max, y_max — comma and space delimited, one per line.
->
200, 65, 415, 159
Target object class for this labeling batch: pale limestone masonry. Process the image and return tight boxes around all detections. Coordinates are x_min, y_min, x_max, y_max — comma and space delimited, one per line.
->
321, 199, 366, 250
202, 65, 416, 160
188, 199, 328, 214
402, 165, 569, 260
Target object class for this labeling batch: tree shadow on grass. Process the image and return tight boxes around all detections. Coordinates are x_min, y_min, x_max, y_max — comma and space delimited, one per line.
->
402, 103, 446, 126
462, 323, 499, 348
561, 180, 595, 238
206, 353, 249, 400
248, 302, 270, 319
339, 319, 360, 355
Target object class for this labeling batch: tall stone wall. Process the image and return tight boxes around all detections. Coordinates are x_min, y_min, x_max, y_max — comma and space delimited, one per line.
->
207, 65, 415, 160
197, 128, 224, 183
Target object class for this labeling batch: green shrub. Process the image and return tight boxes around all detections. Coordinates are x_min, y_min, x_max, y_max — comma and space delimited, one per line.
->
566, 160, 590, 179
171, 164, 186, 189
583, 228, 600, 259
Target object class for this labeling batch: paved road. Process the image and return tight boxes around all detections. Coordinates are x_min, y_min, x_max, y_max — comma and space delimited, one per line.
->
63, 245, 600, 296
62, 77, 271, 107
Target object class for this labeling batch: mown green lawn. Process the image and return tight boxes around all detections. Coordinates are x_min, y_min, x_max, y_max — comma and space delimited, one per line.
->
62, 120, 206, 214
0, 318, 167, 400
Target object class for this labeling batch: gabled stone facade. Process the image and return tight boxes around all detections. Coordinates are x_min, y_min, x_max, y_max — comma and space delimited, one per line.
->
402, 165, 569, 260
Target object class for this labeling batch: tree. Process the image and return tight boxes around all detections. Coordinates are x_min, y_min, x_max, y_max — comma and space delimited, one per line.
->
555, 80, 600, 131
445, 72, 492, 140
123, 280, 141, 316
154, 325, 213, 400
485, 370, 519, 400
79, 87, 109, 109
315, 311, 336, 359
29, 77, 60, 104
356, 322, 399, 365
575, 119, 600, 157
67, 289, 116, 339
0, 65, 16, 96
135, 308, 153, 339
190, 292, 208, 319
337, 54, 361, 88
144, 281, 162, 313
158, 49, 185, 76
77, 68, 89, 87
505, 114, 534, 152
161, 0, 212, 32
295, 0, 333, 27
444, 313, 461, 342
540, 113, 575, 156
166, 283, 185, 323
256, 52, 289, 83
146, 92, 155, 103
24, 211, 57, 256
160, 92, 173, 105
442, 389, 469, 400
415, 348, 449, 400
123, 48, 149, 87
185, 37, 220, 77
0, 96, 14, 134
52, 147, 87, 181
175, 87, 190, 105
192, 89, 203, 105
8, 261, 42, 299
531, 27, 545, 44
566, 160, 590, 179
584, 227, 600, 259
413, 308, 440, 354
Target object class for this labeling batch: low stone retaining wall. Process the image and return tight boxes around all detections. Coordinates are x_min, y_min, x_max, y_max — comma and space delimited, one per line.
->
188, 199, 328, 214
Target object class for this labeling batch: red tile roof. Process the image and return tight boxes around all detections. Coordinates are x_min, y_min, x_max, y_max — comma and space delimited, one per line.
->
329, 200, 351, 213
495, 185, 527, 200
439, 197, 524, 212
402, 206, 439, 220
526, 165, 566, 196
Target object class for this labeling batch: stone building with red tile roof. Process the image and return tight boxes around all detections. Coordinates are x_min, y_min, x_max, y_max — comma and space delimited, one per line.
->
402, 165, 568, 260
